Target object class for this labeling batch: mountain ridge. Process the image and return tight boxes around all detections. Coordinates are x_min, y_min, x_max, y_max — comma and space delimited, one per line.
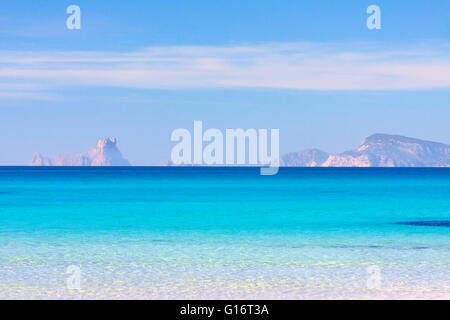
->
282, 134, 450, 167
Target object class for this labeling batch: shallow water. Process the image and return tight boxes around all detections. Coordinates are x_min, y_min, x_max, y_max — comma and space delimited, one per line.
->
0, 167, 449, 299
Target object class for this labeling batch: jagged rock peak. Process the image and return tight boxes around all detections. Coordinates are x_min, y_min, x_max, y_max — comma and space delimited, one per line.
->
30, 137, 131, 166
30, 152, 52, 166
97, 137, 117, 149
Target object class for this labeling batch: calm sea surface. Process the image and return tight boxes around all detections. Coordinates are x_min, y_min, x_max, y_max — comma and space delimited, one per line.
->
0, 167, 449, 299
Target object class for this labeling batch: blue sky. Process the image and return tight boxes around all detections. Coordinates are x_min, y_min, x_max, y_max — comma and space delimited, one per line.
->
0, 0, 449, 165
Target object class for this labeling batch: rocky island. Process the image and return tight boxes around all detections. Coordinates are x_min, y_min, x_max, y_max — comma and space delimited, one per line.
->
30, 138, 131, 166
282, 134, 450, 167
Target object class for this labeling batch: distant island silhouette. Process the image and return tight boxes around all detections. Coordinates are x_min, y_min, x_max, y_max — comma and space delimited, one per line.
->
30, 134, 449, 167
281, 133, 450, 167
30, 138, 130, 166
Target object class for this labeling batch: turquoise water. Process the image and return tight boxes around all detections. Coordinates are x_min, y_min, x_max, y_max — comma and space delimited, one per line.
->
0, 167, 449, 299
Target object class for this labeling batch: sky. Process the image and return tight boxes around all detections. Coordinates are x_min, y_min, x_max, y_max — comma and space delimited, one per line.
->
0, 0, 449, 165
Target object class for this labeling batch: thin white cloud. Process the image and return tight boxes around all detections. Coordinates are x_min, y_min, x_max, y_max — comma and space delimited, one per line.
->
0, 82, 55, 100
0, 91, 55, 100
0, 41, 449, 100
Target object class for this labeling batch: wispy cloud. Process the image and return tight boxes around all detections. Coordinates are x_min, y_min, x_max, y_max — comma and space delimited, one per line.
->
0, 41, 449, 100
0, 82, 56, 100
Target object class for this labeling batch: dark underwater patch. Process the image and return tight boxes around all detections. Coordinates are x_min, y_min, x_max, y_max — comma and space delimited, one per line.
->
327, 244, 384, 249
396, 220, 450, 227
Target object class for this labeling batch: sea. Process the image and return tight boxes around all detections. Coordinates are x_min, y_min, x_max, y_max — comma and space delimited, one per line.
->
0, 167, 448, 299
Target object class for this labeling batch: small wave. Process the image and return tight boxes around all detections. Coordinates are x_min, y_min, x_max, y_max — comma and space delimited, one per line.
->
396, 220, 450, 227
